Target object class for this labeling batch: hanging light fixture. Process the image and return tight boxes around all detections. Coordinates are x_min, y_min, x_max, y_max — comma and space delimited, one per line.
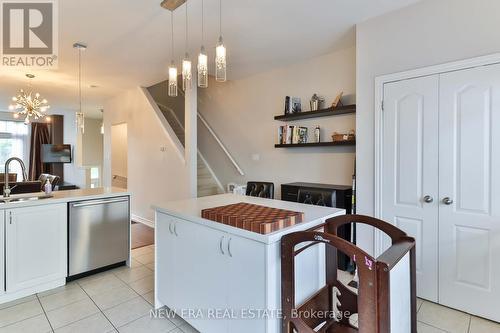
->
182, 0, 192, 90
9, 74, 50, 124
215, 0, 227, 82
74, 42, 87, 134
168, 12, 178, 97
197, 0, 208, 88
100, 109, 104, 135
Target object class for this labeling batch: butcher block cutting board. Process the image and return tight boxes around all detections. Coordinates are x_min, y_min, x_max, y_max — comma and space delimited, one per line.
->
201, 202, 305, 234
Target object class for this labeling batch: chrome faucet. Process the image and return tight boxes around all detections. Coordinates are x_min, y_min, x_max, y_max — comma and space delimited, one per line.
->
3, 157, 28, 198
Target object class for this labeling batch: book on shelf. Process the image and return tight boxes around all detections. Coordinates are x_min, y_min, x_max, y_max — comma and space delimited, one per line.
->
278, 125, 309, 144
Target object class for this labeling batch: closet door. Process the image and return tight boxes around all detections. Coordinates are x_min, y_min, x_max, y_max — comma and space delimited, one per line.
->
439, 64, 500, 322
382, 75, 439, 302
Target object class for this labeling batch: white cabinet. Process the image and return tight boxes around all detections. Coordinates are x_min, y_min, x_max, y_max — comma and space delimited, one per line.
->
0, 210, 4, 296
6, 203, 67, 293
156, 213, 177, 307
157, 214, 266, 333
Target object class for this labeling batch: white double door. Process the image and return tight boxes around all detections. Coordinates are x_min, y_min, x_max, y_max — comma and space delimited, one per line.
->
382, 64, 500, 321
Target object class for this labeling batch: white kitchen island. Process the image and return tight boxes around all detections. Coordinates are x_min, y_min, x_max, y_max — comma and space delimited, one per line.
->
154, 194, 345, 333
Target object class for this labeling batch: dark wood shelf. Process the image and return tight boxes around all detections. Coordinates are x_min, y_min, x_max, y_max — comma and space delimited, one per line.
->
275, 140, 356, 148
274, 104, 356, 121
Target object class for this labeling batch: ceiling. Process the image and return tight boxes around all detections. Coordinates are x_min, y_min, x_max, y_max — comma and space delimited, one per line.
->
0, 0, 420, 118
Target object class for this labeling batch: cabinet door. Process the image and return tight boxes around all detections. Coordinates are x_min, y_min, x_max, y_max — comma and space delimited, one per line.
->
438, 64, 500, 322
382, 75, 440, 302
156, 213, 176, 308
6, 204, 67, 292
0, 211, 4, 295
174, 218, 228, 333
226, 235, 266, 333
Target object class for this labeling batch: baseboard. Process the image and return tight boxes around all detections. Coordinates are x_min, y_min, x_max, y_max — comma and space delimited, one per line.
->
131, 214, 155, 228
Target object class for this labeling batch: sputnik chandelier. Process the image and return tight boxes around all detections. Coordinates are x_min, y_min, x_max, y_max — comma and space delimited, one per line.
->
8, 74, 50, 124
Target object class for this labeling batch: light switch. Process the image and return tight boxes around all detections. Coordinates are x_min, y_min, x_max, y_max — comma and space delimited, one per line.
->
160, 147, 167, 152
252, 153, 260, 161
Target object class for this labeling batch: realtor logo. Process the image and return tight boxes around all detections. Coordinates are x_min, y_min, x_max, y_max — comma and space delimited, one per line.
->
1, 0, 58, 68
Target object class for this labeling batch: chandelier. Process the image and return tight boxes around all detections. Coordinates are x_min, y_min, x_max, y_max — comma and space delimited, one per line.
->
8, 74, 50, 124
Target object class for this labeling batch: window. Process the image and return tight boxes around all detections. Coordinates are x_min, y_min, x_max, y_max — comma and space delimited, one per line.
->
0, 120, 30, 181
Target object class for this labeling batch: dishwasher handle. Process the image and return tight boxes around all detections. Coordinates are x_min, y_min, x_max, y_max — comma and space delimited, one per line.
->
71, 197, 129, 208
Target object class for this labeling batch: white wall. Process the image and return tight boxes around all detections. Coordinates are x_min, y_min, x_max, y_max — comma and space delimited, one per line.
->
111, 123, 127, 178
81, 118, 104, 168
103, 87, 192, 222
356, 0, 500, 253
198, 47, 357, 196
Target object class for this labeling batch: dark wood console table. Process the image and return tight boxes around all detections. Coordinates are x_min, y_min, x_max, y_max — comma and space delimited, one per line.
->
281, 182, 354, 271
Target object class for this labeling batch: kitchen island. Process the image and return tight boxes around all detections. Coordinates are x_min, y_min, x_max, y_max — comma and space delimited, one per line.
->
154, 193, 345, 333
0, 187, 131, 305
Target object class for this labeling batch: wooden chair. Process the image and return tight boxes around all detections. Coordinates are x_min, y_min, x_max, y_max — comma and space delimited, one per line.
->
281, 215, 416, 333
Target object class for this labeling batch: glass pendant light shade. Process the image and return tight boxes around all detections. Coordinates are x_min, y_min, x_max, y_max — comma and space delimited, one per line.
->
215, 36, 227, 82
182, 53, 192, 90
198, 46, 208, 88
168, 61, 178, 97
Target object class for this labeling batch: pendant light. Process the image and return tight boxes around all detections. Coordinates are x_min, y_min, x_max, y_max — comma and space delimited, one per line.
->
100, 109, 104, 135
215, 0, 227, 82
197, 0, 208, 88
168, 11, 178, 97
73, 42, 87, 133
9, 74, 50, 124
182, 0, 192, 90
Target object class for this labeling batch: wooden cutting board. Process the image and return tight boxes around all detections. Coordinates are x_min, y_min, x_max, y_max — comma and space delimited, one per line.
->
201, 202, 305, 234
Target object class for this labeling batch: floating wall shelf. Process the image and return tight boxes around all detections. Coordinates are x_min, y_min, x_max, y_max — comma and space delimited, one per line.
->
274, 104, 356, 121
274, 140, 356, 148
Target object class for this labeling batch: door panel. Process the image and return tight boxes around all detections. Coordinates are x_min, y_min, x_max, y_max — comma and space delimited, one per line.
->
156, 213, 176, 308
382, 75, 439, 301
0, 211, 4, 295
174, 219, 228, 333
439, 64, 500, 322
6, 204, 67, 292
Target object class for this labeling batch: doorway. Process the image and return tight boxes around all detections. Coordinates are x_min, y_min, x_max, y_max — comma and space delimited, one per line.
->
111, 123, 128, 189
375, 57, 500, 322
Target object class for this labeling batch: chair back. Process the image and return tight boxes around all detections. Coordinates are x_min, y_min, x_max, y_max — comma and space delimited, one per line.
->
246, 181, 274, 199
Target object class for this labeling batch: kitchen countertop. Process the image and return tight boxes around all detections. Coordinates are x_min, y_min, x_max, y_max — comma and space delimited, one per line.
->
0, 187, 130, 209
153, 193, 344, 244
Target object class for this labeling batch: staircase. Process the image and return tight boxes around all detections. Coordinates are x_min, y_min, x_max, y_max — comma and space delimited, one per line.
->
156, 102, 224, 197
197, 157, 223, 197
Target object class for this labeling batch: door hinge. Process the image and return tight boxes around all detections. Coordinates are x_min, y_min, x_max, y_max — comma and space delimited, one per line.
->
381, 100, 385, 111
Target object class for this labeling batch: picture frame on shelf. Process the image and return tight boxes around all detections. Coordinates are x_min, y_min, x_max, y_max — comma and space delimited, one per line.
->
291, 97, 302, 113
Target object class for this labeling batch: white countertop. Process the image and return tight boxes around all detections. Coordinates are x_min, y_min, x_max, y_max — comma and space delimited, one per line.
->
153, 193, 344, 244
0, 187, 130, 209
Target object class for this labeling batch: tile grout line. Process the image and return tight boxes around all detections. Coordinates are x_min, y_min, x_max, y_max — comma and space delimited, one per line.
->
76, 279, 120, 333
36, 293, 55, 333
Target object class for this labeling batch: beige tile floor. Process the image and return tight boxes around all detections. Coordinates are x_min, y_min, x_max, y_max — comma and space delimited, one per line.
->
0, 245, 198, 333
1, 244, 499, 333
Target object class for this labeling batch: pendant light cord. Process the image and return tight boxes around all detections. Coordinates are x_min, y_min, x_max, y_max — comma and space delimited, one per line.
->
171, 12, 174, 60
78, 49, 82, 114
185, 0, 188, 52
219, 0, 222, 36
201, 0, 204, 45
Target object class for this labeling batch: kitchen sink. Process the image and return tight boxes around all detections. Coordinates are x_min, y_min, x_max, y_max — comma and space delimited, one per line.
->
0, 194, 53, 204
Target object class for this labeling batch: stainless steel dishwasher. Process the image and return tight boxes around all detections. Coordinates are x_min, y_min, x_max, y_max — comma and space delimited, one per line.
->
69, 196, 130, 278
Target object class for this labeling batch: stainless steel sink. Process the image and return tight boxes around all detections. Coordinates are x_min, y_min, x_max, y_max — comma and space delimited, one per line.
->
0, 194, 53, 204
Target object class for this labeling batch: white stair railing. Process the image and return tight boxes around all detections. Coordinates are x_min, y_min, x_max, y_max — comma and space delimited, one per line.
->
156, 102, 245, 176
